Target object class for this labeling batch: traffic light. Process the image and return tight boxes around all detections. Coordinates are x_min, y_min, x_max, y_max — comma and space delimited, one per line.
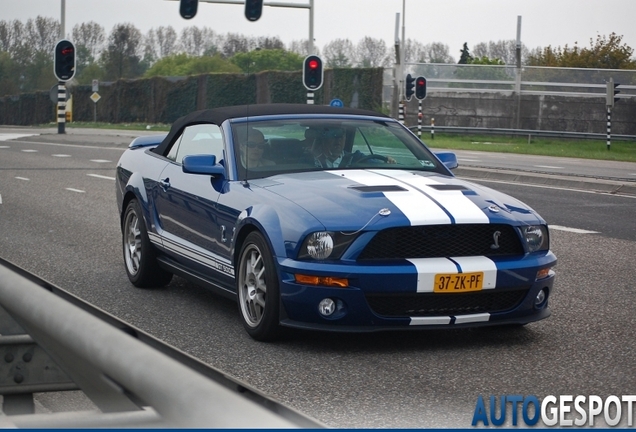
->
415, 76, 427, 100
405, 74, 415, 101
302, 55, 324, 90
54, 40, 75, 81
606, 78, 621, 107
179, 0, 198, 19
244, 0, 263, 21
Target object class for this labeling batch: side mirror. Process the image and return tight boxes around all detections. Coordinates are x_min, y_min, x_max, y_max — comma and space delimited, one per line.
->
182, 154, 225, 178
435, 152, 459, 170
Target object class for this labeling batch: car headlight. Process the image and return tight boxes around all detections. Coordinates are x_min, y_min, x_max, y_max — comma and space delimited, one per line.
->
298, 231, 357, 260
521, 225, 549, 253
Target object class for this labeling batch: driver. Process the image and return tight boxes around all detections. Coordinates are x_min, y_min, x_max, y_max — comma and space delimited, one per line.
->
313, 127, 397, 168
314, 127, 362, 168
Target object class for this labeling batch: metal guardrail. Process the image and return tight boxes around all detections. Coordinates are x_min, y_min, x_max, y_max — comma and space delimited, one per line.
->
408, 125, 636, 142
0, 257, 323, 428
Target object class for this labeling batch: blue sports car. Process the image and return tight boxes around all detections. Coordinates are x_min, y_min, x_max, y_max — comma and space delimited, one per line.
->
116, 104, 556, 341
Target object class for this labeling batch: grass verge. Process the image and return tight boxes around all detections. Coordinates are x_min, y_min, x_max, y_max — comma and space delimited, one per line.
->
423, 134, 636, 163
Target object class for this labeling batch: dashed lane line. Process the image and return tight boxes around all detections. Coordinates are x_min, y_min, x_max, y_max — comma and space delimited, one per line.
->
52, 154, 72, 157
87, 174, 116, 180
65, 188, 85, 193
550, 225, 599, 234
89, 159, 112, 163
21, 149, 38, 153
15, 177, 30, 181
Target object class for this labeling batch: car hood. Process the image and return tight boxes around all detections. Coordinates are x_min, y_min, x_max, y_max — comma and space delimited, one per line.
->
257, 169, 545, 231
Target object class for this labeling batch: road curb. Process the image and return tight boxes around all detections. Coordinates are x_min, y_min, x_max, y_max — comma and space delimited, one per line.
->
454, 166, 636, 197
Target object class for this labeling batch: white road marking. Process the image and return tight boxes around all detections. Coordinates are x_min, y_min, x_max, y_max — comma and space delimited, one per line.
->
550, 225, 599, 234
52, 154, 72, 157
0, 194, 2, 204
21, 149, 38, 153
89, 159, 112, 163
0, 145, 10, 149
65, 188, 85, 193
0, 133, 38, 141
458, 158, 481, 162
460, 177, 636, 199
534, 165, 563, 169
87, 173, 116, 180
15, 177, 30, 181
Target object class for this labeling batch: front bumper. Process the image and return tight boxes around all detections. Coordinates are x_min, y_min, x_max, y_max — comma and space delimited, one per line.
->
276, 252, 556, 332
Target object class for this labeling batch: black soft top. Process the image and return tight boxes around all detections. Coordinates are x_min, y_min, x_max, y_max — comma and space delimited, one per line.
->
153, 103, 388, 156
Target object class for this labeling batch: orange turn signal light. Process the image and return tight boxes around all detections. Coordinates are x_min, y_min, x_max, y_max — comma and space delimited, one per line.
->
295, 274, 349, 288
536, 267, 551, 280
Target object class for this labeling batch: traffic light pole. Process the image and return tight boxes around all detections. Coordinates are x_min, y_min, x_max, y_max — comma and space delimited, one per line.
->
57, 81, 66, 134
606, 106, 611, 151
417, 100, 422, 139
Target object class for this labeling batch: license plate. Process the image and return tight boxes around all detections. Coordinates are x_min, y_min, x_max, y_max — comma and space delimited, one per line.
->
434, 272, 484, 293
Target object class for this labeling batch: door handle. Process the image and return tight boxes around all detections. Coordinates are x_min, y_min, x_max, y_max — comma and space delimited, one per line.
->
159, 177, 170, 191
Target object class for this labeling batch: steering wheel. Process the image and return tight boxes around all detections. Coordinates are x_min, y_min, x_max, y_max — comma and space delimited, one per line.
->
351, 154, 389, 165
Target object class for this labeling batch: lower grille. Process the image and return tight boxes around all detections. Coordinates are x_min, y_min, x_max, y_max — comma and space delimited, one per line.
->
366, 289, 528, 317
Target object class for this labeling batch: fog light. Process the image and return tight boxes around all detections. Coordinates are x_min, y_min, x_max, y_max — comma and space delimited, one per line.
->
534, 289, 548, 308
318, 298, 336, 316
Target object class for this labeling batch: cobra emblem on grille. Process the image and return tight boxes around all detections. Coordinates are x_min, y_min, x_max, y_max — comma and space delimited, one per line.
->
490, 230, 501, 249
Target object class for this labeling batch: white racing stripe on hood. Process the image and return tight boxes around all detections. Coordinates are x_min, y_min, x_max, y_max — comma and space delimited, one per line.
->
407, 256, 497, 292
330, 170, 451, 225
371, 169, 489, 224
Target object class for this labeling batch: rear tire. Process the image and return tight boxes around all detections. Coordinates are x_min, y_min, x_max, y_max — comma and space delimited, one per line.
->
122, 199, 172, 288
237, 232, 281, 341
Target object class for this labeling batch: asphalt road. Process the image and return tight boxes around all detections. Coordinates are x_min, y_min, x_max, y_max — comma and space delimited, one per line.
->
1, 127, 635, 427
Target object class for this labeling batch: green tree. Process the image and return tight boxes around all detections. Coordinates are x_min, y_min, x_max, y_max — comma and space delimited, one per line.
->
230, 49, 303, 73
144, 53, 240, 77
527, 33, 636, 69
100, 23, 145, 80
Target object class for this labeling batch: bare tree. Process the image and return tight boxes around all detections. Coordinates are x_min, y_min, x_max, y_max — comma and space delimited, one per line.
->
354, 36, 389, 68
145, 26, 178, 60
404, 38, 426, 63
72, 22, 105, 63
323, 38, 354, 68
24, 17, 59, 55
288, 39, 314, 57
423, 42, 455, 63
472, 40, 530, 65
254, 36, 284, 50
180, 26, 221, 56
221, 33, 252, 58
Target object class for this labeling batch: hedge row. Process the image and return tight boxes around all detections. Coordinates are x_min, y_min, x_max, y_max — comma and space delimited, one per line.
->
0, 68, 384, 125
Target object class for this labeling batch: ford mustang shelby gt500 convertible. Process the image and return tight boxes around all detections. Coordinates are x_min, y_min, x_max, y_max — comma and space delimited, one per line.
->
116, 104, 556, 341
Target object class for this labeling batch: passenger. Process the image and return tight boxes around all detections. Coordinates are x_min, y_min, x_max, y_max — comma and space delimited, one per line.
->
236, 127, 275, 168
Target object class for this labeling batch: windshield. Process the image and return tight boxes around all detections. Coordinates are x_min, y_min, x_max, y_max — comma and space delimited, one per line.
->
231, 117, 445, 179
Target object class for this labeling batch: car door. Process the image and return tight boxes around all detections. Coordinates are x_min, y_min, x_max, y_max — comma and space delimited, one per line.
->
153, 124, 234, 289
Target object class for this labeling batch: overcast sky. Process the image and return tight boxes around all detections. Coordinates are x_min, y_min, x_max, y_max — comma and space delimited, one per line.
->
5, 0, 636, 59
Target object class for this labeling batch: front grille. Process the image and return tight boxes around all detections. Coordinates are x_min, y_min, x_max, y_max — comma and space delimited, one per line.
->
366, 289, 528, 317
358, 224, 523, 260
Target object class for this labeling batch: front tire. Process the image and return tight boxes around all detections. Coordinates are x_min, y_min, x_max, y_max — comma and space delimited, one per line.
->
237, 232, 281, 341
122, 199, 172, 288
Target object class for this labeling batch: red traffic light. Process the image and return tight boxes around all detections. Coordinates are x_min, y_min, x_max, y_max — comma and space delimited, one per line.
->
302, 55, 323, 90
415, 76, 427, 100
54, 39, 76, 81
